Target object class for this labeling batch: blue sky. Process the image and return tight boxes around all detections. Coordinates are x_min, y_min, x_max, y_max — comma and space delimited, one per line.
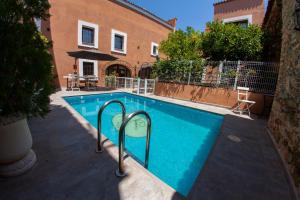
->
129, 0, 269, 32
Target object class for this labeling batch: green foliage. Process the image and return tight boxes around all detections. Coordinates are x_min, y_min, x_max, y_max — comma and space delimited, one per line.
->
202, 22, 263, 61
153, 27, 205, 82
159, 27, 203, 61
105, 75, 116, 88
152, 59, 206, 83
0, 0, 53, 117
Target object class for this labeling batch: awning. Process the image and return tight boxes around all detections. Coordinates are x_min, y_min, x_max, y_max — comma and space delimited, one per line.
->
67, 49, 117, 61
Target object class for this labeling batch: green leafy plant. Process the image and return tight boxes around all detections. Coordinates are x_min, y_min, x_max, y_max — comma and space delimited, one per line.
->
153, 27, 205, 82
202, 22, 263, 61
0, 0, 53, 118
220, 69, 238, 88
105, 75, 117, 88
159, 27, 203, 61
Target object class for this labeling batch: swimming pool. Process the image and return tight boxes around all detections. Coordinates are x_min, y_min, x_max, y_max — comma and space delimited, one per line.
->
64, 92, 224, 196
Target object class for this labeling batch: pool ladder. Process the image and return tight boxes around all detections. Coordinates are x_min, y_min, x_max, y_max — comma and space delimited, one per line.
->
96, 100, 152, 177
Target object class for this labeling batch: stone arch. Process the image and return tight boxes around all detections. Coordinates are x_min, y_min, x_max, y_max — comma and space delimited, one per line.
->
138, 62, 154, 79
104, 60, 132, 77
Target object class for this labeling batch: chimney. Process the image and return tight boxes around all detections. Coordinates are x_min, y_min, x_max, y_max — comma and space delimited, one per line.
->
167, 18, 177, 29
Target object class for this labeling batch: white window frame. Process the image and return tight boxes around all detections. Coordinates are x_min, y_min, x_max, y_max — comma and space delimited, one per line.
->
78, 20, 99, 48
223, 15, 253, 25
151, 42, 159, 56
111, 29, 127, 54
78, 59, 98, 80
34, 18, 42, 32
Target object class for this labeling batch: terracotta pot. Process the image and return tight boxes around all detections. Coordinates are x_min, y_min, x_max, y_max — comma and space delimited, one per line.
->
0, 117, 36, 176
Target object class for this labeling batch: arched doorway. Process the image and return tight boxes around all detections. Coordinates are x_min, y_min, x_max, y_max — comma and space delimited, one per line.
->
139, 63, 153, 79
106, 64, 131, 77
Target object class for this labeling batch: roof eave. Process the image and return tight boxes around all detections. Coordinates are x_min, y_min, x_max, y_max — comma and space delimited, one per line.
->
112, 0, 175, 30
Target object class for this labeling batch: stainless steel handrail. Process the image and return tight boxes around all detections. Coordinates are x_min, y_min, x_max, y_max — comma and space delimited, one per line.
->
96, 100, 126, 153
115, 110, 152, 177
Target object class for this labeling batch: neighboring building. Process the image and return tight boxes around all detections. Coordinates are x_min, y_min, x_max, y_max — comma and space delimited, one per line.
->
41, 0, 176, 88
213, 0, 265, 27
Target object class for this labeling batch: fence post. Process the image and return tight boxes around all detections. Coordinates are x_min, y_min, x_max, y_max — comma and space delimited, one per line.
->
153, 79, 156, 94
187, 72, 191, 85
201, 66, 207, 83
144, 79, 148, 95
234, 60, 241, 90
217, 61, 223, 85
188, 61, 192, 85
124, 78, 127, 89
137, 78, 140, 95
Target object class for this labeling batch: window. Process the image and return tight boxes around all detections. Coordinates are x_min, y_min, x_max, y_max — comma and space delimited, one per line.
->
231, 20, 249, 29
79, 59, 98, 79
82, 27, 94, 46
34, 18, 41, 31
114, 35, 124, 51
78, 20, 99, 48
83, 62, 94, 76
111, 29, 127, 54
223, 15, 252, 29
151, 42, 159, 56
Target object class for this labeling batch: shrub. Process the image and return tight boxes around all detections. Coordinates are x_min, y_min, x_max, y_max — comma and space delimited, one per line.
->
202, 22, 263, 61
152, 59, 206, 83
159, 27, 203, 61
0, 0, 53, 118
105, 75, 117, 88
154, 27, 205, 81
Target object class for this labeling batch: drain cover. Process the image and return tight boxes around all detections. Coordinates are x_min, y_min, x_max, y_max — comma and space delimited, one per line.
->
227, 134, 241, 143
112, 114, 147, 138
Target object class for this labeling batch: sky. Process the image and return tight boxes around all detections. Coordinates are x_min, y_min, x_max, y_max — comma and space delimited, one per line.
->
129, 0, 269, 32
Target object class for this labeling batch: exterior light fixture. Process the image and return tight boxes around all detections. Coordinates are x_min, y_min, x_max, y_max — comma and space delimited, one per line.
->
295, 2, 300, 30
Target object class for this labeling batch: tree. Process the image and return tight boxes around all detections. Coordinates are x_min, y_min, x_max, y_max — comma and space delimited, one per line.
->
153, 27, 205, 81
202, 22, 263, 61
0, 0, 53, 117
159, 26, 202, 61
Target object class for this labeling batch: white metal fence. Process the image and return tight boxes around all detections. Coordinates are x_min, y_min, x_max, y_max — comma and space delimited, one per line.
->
105, 77, 155, 95
158, 61, 279, 95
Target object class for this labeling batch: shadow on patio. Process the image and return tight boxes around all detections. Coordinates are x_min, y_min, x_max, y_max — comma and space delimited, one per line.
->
172, 114, 297, 200
0, 104, 123, 200
0, 102, 297, 200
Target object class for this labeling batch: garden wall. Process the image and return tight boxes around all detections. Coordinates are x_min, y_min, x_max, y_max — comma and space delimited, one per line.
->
155, 82, 274, 115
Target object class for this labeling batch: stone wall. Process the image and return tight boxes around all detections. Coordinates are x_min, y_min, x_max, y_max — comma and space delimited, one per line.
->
268, 0, 300, 195
262, 0, 282, 62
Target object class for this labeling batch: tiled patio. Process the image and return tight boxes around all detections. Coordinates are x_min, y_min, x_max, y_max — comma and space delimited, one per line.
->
0, 90, 297, 200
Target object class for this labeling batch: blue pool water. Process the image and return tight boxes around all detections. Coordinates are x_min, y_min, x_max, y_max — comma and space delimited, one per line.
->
64, 92, 223, 196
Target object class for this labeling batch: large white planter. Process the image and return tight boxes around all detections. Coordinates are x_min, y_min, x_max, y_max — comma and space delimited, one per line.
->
0, 117, 36, 176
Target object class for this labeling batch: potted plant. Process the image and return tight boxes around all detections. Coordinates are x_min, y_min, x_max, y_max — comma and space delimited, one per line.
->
0, 0, 53, 176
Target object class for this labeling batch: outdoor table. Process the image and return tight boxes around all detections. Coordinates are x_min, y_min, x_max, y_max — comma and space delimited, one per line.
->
81, 75, 98, 90
63, 74, 80, 91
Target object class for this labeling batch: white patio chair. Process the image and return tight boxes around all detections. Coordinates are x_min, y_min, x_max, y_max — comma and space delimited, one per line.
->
232, 87, 256, 117
70, 74, 80, 91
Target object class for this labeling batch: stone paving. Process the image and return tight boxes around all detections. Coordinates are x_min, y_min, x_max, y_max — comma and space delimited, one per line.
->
0, 90, 297, 200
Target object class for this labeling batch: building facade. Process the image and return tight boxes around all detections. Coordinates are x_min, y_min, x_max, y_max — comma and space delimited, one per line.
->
214, 0, 265, 27
41, 0, 176, 88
